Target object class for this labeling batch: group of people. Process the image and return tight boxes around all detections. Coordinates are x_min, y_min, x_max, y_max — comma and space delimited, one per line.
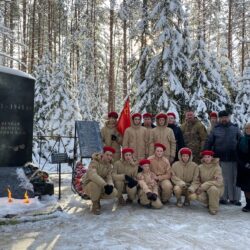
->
81, 110, 250, 216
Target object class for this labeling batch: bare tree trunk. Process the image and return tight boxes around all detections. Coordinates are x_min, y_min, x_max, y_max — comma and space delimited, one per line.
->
9, 0, 15, 68
228, 0, 233, 62
48, 0, 53, 59
241, 0, 245, 75
202, 0, 206, 42
140, 0, 148, 82
21, 0, 27, 71
3, 1, 9, 66
123, 19, 128, 99
30, 0, 37, 73
108, 1, 115, 112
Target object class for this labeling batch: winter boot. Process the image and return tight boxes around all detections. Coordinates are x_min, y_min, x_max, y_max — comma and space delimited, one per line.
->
242, 198, 250, 212
209, 209, 217, 215
184, 196, 190, 206
118, 197, 126, 205
176, 198, 183, 207
92, 200, 101, 215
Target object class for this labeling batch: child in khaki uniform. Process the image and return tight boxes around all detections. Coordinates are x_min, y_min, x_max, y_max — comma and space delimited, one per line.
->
113, 148, 138, 205
171, 147, 200, 207
137, 159, 163, 209
196, 150, 224, 215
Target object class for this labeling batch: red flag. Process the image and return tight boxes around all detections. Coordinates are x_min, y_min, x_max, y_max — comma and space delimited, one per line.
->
117, 97, 131, 135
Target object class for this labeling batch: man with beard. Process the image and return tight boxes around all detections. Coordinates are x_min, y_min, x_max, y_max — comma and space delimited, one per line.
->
204, 110, 242, 206
101, 112, 122, 162
181, 111, 207, 164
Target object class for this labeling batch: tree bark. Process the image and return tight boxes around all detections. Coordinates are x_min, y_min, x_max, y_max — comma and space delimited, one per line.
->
108, 1, 115, 112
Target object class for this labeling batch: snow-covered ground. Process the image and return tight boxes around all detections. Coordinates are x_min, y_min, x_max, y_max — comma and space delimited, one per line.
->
0, 174, 249, 250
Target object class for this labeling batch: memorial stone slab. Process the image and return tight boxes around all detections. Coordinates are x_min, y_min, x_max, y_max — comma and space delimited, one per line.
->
75, 121, 103, 158
0, 66, 35, 167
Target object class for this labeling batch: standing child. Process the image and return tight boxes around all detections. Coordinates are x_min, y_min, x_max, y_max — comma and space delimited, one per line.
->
196, 150, 224, 215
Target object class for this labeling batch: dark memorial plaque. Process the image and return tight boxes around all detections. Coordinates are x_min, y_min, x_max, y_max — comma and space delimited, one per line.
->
75, 121, 103, 158
0, 66, 35, 167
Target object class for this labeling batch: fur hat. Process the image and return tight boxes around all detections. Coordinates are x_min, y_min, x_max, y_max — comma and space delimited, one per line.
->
218, 110, 229, 117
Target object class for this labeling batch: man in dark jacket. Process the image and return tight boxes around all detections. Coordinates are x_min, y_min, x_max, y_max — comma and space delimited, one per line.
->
204, 110, 242, 205
167, 112, 185, 161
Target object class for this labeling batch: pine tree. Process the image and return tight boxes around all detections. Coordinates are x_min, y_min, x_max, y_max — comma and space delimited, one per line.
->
134, 0, 191, 117
234, 59, 250, 128
189, 37, 231, 125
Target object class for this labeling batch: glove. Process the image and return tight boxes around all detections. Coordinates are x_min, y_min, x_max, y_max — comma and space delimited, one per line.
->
104, 184, 113, 195
150, 193, 158, 201
125, 175, 138, 188
111, 134, 117, 141
138, 166, 143, 173
146, 192, 153, 200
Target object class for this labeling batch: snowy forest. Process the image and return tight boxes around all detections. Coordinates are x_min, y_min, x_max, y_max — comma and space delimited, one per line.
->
0, 0, 250, 161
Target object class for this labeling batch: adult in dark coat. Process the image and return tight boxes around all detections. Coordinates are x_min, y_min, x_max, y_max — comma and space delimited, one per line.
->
237, 123, 250, 212
167, 112, 185, 162
204, 110, 242, 205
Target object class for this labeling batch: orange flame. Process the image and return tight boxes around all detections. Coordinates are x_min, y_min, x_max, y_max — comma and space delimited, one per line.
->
24, 191, 29, 204
7, 188, 12, 203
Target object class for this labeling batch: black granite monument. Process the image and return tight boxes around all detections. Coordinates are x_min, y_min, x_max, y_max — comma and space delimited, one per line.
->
0, 66, 35, 198
0, 66, 35, 166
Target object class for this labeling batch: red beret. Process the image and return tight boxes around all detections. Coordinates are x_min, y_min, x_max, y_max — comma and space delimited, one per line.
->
132, 113, 142, 119
180, 147, 192, 156
167, 112, 176, 118
201, 150, 214, 156
122, 148, 134, 154
210, 112, 218, 118
156, 113, 167, 119
103, 146, 116, 154
154, 143, 166, 151
108, 112, 118, 119
139, 159, 151, 166
143, 113, 153, 118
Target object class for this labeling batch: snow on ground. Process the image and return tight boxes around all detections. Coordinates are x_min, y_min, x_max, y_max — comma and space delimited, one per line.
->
0, 174, 249, 250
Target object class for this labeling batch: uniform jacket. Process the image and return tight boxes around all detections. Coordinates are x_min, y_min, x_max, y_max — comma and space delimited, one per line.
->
137, 171, 159, 194
198, 158, 224, 192
82, 153, 114, 188
112, 159, 138, 182
181, 118, 207, 163
123, 123, 148, 160
171, 150, 200, 193
148, 155, 171, 181
101, 121, 122, 161
149, 120, 176, 159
